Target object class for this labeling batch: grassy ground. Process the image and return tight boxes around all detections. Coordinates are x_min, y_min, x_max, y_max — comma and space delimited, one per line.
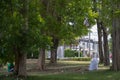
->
1, 70, 120, 80
0, 59, 119, 80
28, 70, 120, 80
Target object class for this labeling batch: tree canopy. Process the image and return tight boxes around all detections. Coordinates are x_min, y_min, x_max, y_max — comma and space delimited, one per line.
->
1, 0, 120, 76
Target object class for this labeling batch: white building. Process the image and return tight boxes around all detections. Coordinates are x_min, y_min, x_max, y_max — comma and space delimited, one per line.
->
79, 38, 98, 57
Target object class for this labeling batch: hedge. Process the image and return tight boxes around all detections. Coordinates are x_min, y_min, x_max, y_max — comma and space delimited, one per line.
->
71, 57, 91, 61
64, 49, 78, 57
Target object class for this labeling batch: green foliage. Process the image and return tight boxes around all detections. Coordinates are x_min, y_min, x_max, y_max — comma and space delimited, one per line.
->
0, 0, 96, 64
0, 0, 52, 64
94, 0, 113, 32
64, 49, 78, 57
68, 57, 91, 61
114, 10, 120, 17
62, 0, 95, 45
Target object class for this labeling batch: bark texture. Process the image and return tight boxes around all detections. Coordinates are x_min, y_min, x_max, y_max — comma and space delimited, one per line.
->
101, 22, 110, 66
97, 19, 104, 63
112, 2, 120, 70
18, 53, 27, 77
112, 18, 120, 71
37, 48, 45, 71
50, 38, 59, 64
16, 0, 28, 77
14, 46, 19, 75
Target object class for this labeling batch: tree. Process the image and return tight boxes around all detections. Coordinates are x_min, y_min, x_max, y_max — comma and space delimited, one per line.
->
93, 0, 104, 63
111, 0, 120, 71
92, 0, 111, 65
28, 0, 52, 70
100, 0, 112, 66
0, 0, 29, 76
15, 0, 29, 76
0, 0, 51, 76
97, 19, 104, 63
39, 0, 96, 64
101, 22, 110, 66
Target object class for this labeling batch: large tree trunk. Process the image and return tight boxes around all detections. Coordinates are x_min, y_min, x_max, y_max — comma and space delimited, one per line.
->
14, 46, 20, 75
50, 38, 59, 64
101, 22, 110, 66
37, 48, 45, 71
50, 49, 56, 64
14, 53, 19, 75
18, 52, 27, 77
97, 19, 104, 63
17, 0, 28, 77
14, 47, 27, 77
112, 2, 120, 71
112, 18, 120, 71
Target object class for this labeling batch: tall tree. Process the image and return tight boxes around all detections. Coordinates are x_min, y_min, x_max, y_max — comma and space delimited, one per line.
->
101, 22, 110, 66
93, 0, 104, 63
28, 0, 52, 70
0, 0, 29, 76
97, 20, 104, 63
17, 0, 29, 76
111, 0, 120, 71
48, 0, 94, 64
100, 0, 111, 66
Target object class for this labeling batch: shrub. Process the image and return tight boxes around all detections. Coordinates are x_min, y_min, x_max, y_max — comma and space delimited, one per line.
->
62, 57, 91, 61
71, 57, 91, 61
64, 49, 78, 57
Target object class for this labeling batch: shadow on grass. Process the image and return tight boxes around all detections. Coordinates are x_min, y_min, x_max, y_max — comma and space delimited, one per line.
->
1, 70, 120, 80
27, 70, 120, 80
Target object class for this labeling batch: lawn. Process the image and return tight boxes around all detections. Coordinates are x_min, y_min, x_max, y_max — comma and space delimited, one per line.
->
0, 59, 119, 80
1, 70, 120, 80
27, 70, 120, 80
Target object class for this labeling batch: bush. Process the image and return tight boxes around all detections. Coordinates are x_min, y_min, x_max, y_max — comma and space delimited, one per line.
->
62, 57, 91, 61
70, 57, 91, 61
64, 49, 78, 57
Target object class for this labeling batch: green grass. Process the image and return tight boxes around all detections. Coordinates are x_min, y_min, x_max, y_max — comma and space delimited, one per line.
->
27, 70, 120, 80
0, 60, 117, 80
1, 70, 120, 80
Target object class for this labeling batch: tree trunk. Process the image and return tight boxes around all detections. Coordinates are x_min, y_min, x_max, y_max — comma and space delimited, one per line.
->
50, 38, 59, 64
18, 52, 27, 77
50, 49, 56, 64
112, 18, 120, 71
14, 46, 27, 77
14, 54, 19, 75
17, 0, 28, 77
14, 46, 19, 75
101, 22, 110, 66
93, 0, 104, 63
37, 48, 45, 71
97, 19, 104, 63
112, 2, 120, 71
